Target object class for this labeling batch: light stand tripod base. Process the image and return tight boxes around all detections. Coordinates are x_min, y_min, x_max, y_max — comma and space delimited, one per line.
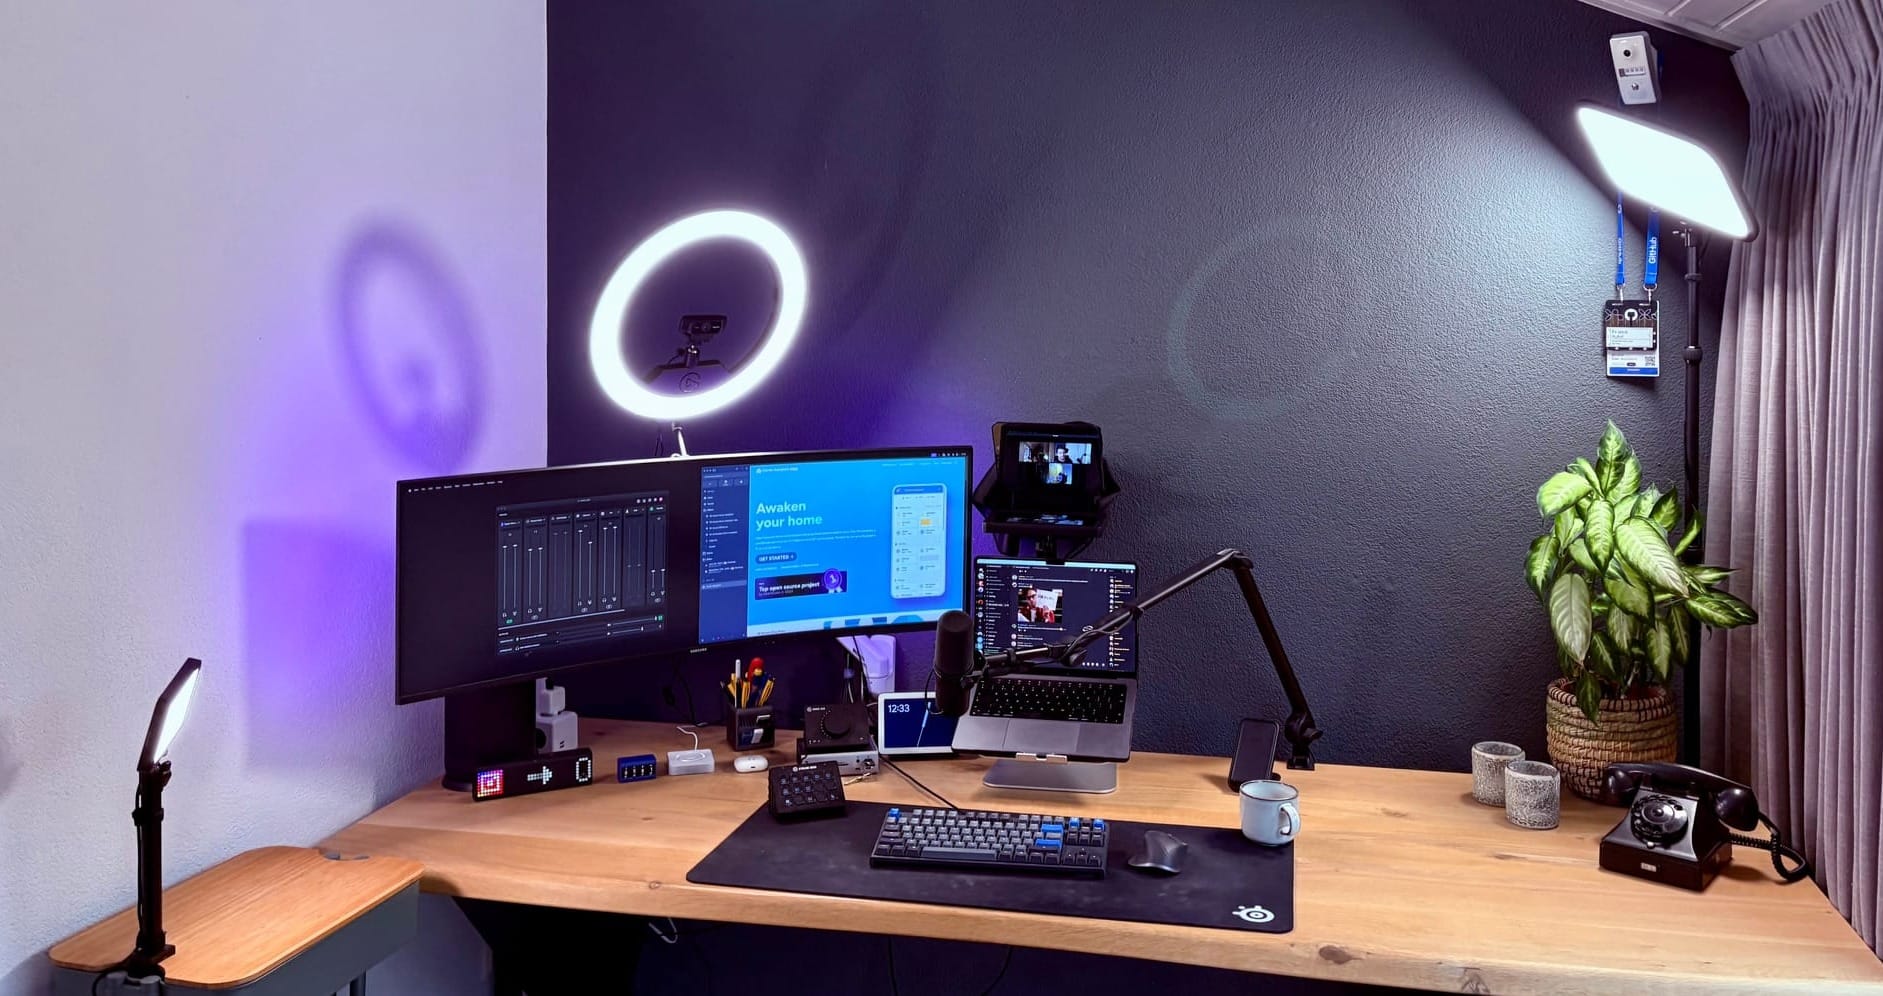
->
983, 759, 1118, 794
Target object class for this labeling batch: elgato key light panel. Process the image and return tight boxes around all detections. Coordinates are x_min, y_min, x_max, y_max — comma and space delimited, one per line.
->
973, 558, 1138, 672
398, 447, 972, 702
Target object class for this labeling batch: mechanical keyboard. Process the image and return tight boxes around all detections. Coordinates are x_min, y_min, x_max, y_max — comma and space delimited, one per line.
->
869, 806, 1110, 877
968, 676, 1128, 724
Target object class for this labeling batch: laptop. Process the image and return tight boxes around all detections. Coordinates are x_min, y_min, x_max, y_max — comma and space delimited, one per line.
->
951, 558, 1139, 762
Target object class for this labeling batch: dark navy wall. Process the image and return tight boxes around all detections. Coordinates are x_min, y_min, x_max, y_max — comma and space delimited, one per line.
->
547, 1, 1746, 771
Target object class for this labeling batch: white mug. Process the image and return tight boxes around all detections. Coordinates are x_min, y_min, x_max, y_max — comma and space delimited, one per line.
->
1239, 779, 1300, 846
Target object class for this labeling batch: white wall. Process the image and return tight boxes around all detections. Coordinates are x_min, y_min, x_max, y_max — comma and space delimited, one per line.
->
0, 4, 544, 992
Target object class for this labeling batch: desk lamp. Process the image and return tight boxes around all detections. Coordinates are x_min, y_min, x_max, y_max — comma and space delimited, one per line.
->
120, 657, 203, 980
1574, 104, 1758, 761
587, 209, 807, 456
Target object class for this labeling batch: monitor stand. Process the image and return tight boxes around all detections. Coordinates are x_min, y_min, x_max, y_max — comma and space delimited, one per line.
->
982, 758, 1118, 794
442, 682, 538, 791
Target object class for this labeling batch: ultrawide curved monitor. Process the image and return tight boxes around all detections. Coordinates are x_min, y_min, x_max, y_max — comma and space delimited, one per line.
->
397, 446, 973, 702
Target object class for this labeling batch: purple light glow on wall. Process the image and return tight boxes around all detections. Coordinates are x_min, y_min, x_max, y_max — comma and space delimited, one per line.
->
334, 222, 487, 475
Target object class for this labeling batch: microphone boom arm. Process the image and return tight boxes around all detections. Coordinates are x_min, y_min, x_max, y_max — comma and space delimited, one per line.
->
979, 547, 1323, 769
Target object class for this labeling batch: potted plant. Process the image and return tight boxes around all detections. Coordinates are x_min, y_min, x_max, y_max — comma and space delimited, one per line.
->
1528, 422, 1757, 799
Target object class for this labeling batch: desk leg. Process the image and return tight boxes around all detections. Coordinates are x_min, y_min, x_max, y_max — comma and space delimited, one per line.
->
457, 898, 647, 996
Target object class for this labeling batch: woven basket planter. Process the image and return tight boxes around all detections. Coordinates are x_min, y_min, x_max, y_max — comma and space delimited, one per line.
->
1544, 678, 1678, 800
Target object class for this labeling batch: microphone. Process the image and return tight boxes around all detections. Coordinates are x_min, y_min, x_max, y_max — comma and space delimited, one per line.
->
932, 610, 975, 717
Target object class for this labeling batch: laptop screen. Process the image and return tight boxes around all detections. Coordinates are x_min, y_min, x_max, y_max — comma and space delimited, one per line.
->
972, 558, 1137, 674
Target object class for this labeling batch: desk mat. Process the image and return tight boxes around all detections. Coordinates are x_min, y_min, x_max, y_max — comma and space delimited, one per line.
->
686, 801, 1292, 934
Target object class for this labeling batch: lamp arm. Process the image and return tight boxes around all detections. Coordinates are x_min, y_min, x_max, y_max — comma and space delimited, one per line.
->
981, 548, 1324, 768
123, 761, 175, 978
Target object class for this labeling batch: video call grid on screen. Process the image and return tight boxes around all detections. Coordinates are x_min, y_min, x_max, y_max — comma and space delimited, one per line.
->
973, 558, 1137, 672
1011, 438, 1094, 488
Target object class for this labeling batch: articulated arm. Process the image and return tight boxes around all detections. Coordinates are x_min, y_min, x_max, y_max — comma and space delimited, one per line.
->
983, 548, 1323, 769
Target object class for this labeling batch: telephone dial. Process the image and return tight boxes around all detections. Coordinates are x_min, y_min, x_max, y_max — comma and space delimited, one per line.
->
1599, 761, 1810, 891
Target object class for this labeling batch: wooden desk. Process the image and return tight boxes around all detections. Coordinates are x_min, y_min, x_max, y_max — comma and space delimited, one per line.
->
321, 720, 1883, 995
49, 846, 421, 993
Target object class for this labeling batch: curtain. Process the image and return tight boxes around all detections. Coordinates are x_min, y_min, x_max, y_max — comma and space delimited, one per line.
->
1704, 0, 1883, 954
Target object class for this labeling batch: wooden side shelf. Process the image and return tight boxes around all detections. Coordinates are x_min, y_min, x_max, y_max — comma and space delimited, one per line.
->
50, 846, 422, 990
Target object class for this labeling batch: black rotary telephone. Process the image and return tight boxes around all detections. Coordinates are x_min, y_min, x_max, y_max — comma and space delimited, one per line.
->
1598, 761, 1810, 891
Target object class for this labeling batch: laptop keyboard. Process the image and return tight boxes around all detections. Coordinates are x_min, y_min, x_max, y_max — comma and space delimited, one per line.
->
970, 676, 1128, 724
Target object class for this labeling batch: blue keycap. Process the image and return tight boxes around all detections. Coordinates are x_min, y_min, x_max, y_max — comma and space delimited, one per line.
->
1041, 823, 1064, 833
1034, 838, 1061, 849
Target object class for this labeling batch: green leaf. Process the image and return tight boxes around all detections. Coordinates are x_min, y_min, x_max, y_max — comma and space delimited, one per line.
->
1554, 511, 1582, 549
1571, 457, 1600, 489
1598, 422, 1629, 464
1685, 564, 1732, 586
1609, 453, 1642, 501
1639, 484, 1662, 513
1525, 534, 1558, 597
1613, 493, 1640, 522
1568, 537, 1598, 572
1668, 604, 1691, 661
1688, 589, 1758, 628
1607, 606, 1637, 652
1539, 472, 1594, 517
1596, 423, 1629, 491
1616, 519, 1689, 594
1650, 489, 1679, 530
1588, 631, 1620, 681
1575, 671, 1603, 723
1585, 499, 1614, 564
1673, 512, 1704, 556
1604, 567, 1653, 618
1646, 623, 1673, 683
1549, 573, 1593, 663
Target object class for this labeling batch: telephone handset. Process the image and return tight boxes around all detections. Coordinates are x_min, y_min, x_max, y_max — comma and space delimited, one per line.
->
1599, 761, 1810, 891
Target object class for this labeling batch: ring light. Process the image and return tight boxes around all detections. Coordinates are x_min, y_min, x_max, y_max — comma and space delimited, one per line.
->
588, 209, 807, 421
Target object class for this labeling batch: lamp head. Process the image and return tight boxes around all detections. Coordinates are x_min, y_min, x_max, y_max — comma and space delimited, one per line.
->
138, 658, 201, 772
1574, 103, 1757, 241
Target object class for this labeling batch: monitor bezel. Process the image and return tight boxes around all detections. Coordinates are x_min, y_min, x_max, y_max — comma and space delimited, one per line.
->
396, 444, 976, 703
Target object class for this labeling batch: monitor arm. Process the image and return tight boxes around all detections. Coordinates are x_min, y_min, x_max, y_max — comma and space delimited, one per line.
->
981, 548, 1323, 769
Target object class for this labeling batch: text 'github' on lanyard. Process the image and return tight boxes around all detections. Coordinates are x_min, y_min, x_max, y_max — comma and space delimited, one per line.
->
1615, 195, 1661, 298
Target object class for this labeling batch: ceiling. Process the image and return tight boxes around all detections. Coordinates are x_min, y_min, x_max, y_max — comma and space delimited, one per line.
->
1576, 0, 1840, 48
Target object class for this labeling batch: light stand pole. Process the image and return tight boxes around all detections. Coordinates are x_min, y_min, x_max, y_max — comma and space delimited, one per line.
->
1678, 224, 1704, 765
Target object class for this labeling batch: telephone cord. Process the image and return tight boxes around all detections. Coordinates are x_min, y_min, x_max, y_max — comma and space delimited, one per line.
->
1728, 814, 1811, 883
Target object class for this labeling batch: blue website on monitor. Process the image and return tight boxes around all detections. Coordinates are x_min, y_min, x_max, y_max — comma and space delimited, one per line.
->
697, 453, 967, 643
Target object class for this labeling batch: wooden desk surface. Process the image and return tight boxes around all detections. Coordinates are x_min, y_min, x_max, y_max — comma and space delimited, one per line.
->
321, 720, 1883, 995
48, 846, 422, 989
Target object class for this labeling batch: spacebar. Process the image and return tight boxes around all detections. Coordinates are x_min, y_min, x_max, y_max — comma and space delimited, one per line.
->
921, 846, 998, 861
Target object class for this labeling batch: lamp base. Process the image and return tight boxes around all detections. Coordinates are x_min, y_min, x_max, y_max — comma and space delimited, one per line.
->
117, 944, 174, 981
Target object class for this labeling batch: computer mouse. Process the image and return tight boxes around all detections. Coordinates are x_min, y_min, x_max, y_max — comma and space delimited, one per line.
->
1127, 830, 1189, 875
733, 755, 769, 774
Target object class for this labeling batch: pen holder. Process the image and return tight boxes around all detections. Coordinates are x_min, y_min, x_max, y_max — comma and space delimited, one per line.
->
726, 704, 776, 751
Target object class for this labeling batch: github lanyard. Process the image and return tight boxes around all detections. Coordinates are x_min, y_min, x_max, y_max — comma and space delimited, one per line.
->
1615, 196, 1661, 299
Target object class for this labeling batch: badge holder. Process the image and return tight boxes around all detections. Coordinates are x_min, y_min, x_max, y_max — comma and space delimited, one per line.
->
1606, 201, 1662, 379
